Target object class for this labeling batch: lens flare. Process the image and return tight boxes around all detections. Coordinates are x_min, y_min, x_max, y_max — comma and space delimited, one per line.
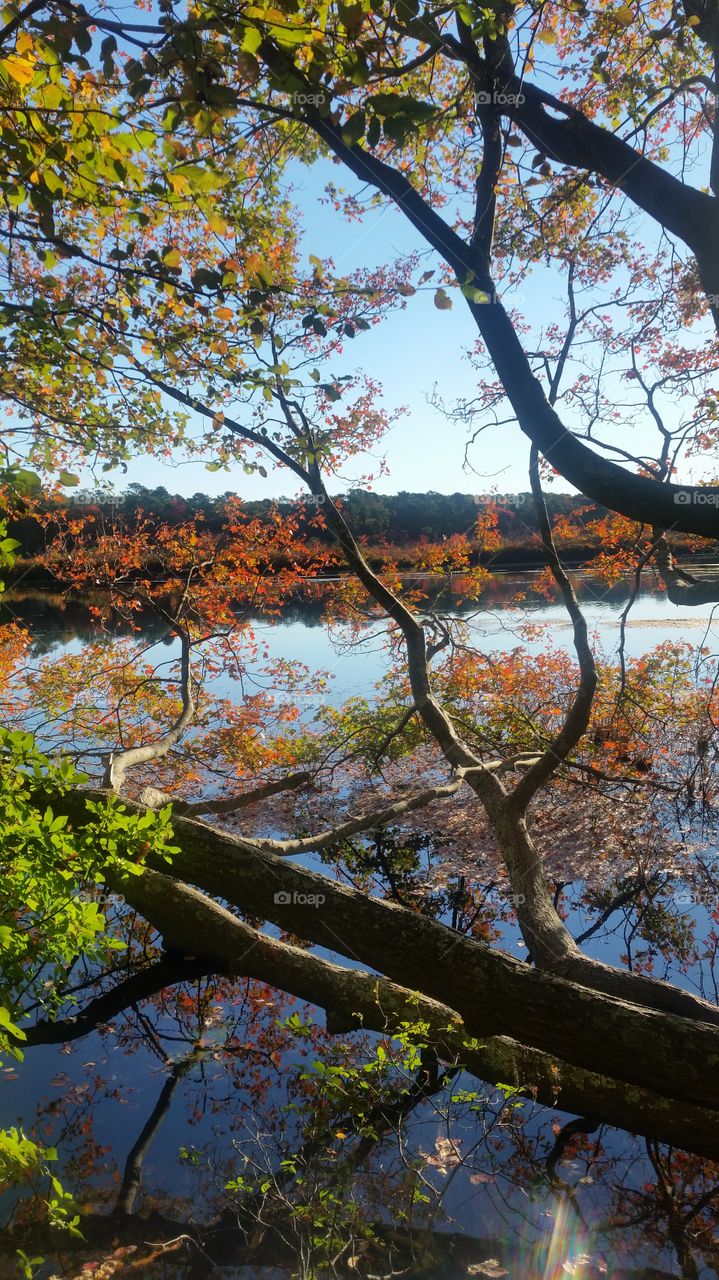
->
541, 1198, 600, 1278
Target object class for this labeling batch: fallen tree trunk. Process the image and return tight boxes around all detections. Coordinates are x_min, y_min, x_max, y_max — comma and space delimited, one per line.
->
49, 788, 719, 1117
96, 863, 719, 1159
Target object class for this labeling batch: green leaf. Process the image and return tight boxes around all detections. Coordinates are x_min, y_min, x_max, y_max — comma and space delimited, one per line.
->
173, 164, 228, 193
366, 114, 381, 147
9, 469, 41, 494
100, 34, 117, 73
460, 282, 491, 304
366, 94, 435, 121
341, 110, 365, 146
74, 22, 92, 54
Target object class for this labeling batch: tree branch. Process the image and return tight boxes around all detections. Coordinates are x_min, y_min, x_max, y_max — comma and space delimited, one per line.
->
511, 447, 597, 808
102, 860, 719, 1158
139, 771, 314, 817
250, 49, 719, 536
104, 628, 195, 793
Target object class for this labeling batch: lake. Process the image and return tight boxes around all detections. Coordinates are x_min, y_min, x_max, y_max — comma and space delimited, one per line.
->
2, 569, 719, 1279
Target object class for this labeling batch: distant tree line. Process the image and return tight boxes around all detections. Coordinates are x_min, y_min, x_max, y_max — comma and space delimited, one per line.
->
7, 484, 606, 556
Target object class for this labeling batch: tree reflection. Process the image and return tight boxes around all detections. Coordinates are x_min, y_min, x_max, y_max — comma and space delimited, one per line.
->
3, 905, 719, 1279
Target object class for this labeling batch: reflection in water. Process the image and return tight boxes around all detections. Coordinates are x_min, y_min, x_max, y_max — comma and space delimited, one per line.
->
0, 567, 703, 654
2, 824, 719, 1278
2, 578, 719, 1277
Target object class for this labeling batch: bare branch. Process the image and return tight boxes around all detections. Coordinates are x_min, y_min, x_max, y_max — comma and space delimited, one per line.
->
140, 771, 314, 817
104, 629, 195, 793
249, 772, 468, 856
511, 447, 597, 808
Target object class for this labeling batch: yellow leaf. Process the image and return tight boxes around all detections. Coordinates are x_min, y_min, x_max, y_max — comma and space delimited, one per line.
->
536, 27, 558, 43
163, 248, 182, 268
245, 251, 272, 282
207, 212, 228, 235
39, 83, 63, 109
245, 5, 289, 21
1, 54, 35, 86
615, 5, 634, 23
215, 306, 234, 321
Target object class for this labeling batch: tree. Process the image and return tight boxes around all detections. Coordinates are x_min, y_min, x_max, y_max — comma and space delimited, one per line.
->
212, 0, 719, 533
2, 1, 719, 1274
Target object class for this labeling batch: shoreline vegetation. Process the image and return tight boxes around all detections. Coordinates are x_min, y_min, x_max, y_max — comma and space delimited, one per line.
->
3, 484, 710, 589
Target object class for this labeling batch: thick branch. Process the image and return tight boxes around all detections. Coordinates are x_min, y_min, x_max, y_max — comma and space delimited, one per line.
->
22, 957, 221, 1046
48, 787, 719, 1089
512, 85, 719, 276
105, 862, 719, 1158
300, 471, 580, 970
440, 29, 719, 301
253, 68, 719, 536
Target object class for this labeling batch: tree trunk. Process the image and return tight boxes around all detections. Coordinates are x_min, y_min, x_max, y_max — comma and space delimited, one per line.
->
48, 787, 719, 1123
102, 862, 719, 1158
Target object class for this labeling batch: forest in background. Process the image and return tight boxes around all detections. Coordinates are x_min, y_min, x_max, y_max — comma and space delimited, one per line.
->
4, 484, 705, 578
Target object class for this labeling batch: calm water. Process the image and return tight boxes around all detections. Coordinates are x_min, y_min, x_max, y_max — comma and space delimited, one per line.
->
2, 571, 719, 1278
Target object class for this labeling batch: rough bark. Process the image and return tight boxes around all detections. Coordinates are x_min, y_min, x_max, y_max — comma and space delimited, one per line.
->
44, 787, 719, 1110
104, 863, 719, 1159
